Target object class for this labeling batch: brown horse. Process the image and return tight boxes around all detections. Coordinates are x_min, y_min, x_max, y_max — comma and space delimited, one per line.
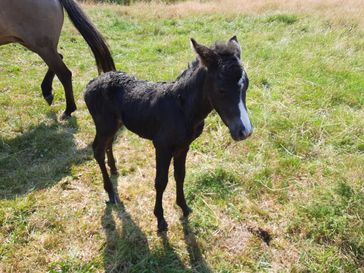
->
0, 0, 115, 119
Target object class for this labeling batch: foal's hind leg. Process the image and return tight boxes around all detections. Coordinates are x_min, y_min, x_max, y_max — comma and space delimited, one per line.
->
93, 133, 119, 204
41, 54, 63, 106
38, 49, 76, 119
93, 117, 121, 204
106, 140, 118, 175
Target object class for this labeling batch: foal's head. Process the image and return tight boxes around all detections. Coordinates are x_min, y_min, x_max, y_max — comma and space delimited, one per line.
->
191, 36, 253, 141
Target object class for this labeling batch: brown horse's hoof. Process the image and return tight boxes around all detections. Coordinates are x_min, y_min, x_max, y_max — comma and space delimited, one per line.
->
60, 104, 77, 120
44, 93, 54, 106
60, 112, 72, 120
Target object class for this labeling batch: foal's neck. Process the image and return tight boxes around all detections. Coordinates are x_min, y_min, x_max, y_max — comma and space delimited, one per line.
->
173, 63, 212, 125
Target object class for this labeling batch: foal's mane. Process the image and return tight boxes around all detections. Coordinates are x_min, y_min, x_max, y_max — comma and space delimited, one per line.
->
173, 42, 241, 92
171, 58, 204, 98
175, 59, 200, 82
175, 41, 238, 80
212, 41, 239, 57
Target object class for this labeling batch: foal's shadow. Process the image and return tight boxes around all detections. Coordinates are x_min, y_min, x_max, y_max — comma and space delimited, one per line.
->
158, 220, 212, 273
102, 173, 184, 272
181, 218, 212, 273
0, 113, 92, 199
102, 176, 212, 272
102, 202, 151, 273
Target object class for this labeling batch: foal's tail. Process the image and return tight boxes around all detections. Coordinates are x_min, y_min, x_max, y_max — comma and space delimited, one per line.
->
59, 0, 115, 73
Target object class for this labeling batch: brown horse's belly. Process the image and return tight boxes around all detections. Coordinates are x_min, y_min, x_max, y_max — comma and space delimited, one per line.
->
0, 36, 19, 45
0, 0, 63, 49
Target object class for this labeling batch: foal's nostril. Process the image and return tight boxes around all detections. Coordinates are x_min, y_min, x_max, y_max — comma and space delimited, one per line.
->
238, 128, 245, 139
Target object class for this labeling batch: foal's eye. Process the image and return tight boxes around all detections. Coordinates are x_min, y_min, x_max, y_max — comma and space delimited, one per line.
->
218, 89, 225, 95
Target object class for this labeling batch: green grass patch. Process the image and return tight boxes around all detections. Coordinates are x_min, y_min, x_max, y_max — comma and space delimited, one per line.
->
289, 181, 364, 270
0, 4, 363, 273
265, 14, 299, 25
187, 167, 240, 202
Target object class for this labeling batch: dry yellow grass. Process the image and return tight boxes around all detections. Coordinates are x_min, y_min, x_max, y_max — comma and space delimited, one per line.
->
83, 0, 364, 28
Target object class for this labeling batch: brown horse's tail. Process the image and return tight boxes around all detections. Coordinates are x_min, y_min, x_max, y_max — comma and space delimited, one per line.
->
59, 0, 115, 73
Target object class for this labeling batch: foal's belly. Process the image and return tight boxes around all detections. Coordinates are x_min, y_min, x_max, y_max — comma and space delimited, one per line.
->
120, 107, 158, 141
123, 120, 156, 140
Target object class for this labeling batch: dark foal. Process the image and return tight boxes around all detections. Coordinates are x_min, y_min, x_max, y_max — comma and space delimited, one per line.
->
84, 36, 253, 231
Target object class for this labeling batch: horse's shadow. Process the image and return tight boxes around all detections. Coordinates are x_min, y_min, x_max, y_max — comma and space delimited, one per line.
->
102, 183, 212, 272
180, 218, 212, 273
0, 113, 92, 199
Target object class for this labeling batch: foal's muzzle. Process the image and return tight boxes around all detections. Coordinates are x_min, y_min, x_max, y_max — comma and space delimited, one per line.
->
229, 123, 253, 141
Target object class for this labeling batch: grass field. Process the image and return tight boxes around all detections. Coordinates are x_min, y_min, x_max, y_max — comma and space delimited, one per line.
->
0, 1, 363, 272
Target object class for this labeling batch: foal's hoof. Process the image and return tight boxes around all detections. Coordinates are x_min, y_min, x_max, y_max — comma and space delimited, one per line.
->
110, 168, 118, 176
157, 219, 168, 232
113, 194, 121, 204
44, 93, 54, 106
182, 206, 193, 218
106, 194, 121, 205
106, 189, 121, 205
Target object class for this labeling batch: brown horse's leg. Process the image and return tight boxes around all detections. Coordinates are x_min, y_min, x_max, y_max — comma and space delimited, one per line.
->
38, 49, 76, 119
41, 54, 63, 106
173, 147, 192, 217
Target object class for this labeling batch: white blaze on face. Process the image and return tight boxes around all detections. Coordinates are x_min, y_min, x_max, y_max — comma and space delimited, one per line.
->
238, 77, 252, 135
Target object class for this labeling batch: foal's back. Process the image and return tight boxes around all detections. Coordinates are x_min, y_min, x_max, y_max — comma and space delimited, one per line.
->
84, 71, 183, 142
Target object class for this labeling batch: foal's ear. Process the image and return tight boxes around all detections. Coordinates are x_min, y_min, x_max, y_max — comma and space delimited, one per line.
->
190, 38, 219, 69
228, 35, 241, 58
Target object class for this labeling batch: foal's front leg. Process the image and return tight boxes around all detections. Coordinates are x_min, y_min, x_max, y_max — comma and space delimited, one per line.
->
174, 148, 192, 217
154, 147, 172, 232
